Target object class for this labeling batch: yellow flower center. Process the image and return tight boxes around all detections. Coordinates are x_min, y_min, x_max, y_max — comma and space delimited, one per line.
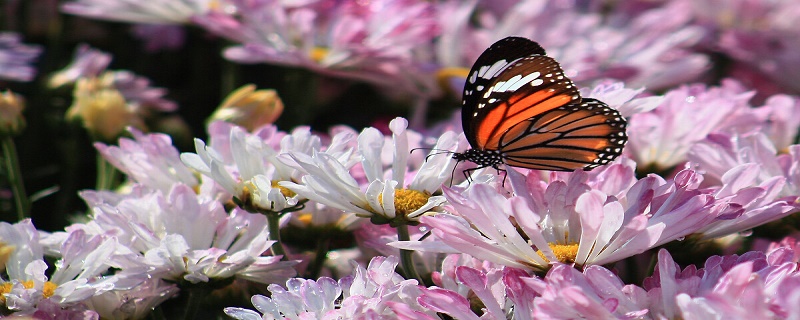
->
536, 243, 580, 264
309, 47, 330, 63
0, 280, 58, 303
384, 188, 431, 217
0, 242, 14, 273
296, 212, 314, 225
271, 181, 296, 198
435, 67, 470, 93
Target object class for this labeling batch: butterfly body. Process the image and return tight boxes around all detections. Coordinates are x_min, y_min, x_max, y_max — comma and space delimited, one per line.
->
455, 37, 627, 175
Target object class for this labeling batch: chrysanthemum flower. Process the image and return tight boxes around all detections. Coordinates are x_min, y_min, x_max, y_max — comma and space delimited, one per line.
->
0, 32, 41, 82
61, 0, 221, 24
225, 255, 436, 319
82, 278, 177, 320
51, 45, 178, 112
193, 0, 440, 96
71, 184, 298, 285
394, 163, 726, 271
686, 132, 800, 238
0, 220, 133, 315
95, 128, 200, 194
525, 264, 649, 319
48, 44, 112, 88
418, 255, 512, 319
626, 80, 754, 170
182, 124, 349, 213
687, 0, 800, 94
281, 117, 458, 226
644, 248, 800, 319
434, 0, 708, 93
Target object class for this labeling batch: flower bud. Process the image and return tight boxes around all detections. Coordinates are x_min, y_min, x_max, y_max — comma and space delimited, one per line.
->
0, 91, 26, 136
67, 78, 144, 142
209, 84, 284, 131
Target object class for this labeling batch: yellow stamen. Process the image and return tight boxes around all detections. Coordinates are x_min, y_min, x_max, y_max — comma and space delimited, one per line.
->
271, 181, 296, 198
0, 282, 11, 303
1, 280, 58, 303
296, 212, 313, 225
309, 47, 329, 63
436, 67, 470, 93
536, 243, 580, 264
0, 242, 14, 274
379, 188, 431, 217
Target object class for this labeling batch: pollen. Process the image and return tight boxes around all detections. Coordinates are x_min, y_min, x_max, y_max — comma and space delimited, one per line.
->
1, 280, 58, 303
435, 67, 471, 92
309, 47, 330, 63
536, 243, 580, 264
271, 180, 297, 198
296, 212, 313, 225
378, 189, 431, 217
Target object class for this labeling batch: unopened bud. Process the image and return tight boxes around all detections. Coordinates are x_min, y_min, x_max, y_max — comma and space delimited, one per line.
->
209, 84, 284, 131
67, 78, 144, 142
0, 91, 26, 136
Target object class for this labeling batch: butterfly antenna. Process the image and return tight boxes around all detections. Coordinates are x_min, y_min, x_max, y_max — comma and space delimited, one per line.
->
411, 147, 456, 163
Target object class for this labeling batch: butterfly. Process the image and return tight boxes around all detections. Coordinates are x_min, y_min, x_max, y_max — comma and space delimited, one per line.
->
453, 37, 628, 178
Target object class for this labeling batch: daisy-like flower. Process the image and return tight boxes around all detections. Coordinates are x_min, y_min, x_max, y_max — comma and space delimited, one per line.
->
48, 44, 112, 88
686, 132, 799, 238
434, 0, 708, 94
61, 0, 222, 24
687, 0, 800, 94
72, 184, 298, 285
95, 128, 199, 194
644, 248, 800, 319
182, 123, 352, 213
525, 264, 649, 319
0, 220, 133, 316
417, 255, 512, 319
225, 255, 437, 319
625, 80, 753, 170
0, 32, 42, 82
193, 0, 440, 96
82, 278, 178, 320
51, 45, 178, 112
394, 163, 725, 271
281, 117, 458, 226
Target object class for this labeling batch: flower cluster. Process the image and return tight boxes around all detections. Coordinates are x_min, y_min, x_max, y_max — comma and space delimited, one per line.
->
2, 0, 800, 319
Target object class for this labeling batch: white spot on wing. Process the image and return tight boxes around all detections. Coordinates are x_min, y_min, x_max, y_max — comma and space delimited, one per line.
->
479, 60, 509, 79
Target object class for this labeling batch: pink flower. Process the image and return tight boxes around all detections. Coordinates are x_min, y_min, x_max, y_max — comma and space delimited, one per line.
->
645, 248, 799, 319
394, 164, 725, 270
434, 0, 708, 93
194, 0, 441, 96
0, 32, 41, 82
226, 256, 437, 319
625, 80, 753, 170
95, 128, 199, 194
528, 264, 649, 319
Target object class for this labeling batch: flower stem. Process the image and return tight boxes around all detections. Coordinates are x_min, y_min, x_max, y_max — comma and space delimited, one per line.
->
95, 153, 119, 190
1, 136, 29, 220
397, 224, 425, 285
266, 212, 289, 261
305, 236, 330, 279
182, 283, 211, 320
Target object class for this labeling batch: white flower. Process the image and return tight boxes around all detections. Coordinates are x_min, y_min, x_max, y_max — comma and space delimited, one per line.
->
181, 125, 333, 212
282, 117, 458, 224
0, 220, 135, 314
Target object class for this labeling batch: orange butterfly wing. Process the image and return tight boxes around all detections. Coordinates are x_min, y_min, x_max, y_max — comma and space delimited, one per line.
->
459, 37, 627, 171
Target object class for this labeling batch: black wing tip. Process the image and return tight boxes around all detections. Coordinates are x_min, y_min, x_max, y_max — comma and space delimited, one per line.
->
492, 36, 547, 56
